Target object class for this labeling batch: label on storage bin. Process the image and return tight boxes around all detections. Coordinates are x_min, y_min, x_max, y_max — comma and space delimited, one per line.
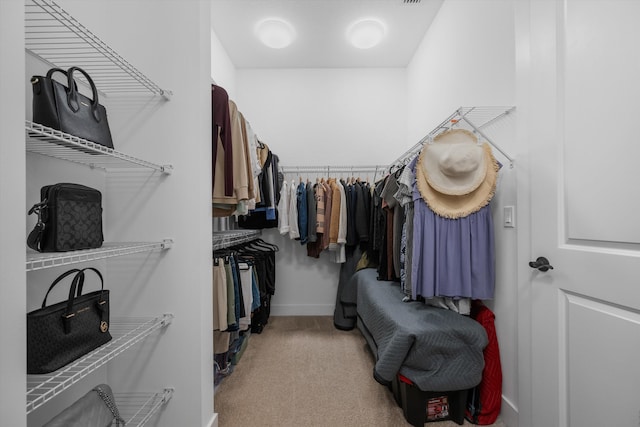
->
426, 396, 449, 421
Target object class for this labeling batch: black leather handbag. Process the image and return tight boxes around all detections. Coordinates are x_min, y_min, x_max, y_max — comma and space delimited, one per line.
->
27, 268, 112, 374
31, 66, 114, 149
27, 183, 104, 253
43, 384, 125, 427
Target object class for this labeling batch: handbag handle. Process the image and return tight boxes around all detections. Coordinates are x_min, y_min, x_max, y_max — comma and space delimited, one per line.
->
41, 267, 104, 307
31, 68, 79, 94
64, 268, 106, 335
66, 66, 101, 122
41, 268, 107, 334
41, 268, 82, 308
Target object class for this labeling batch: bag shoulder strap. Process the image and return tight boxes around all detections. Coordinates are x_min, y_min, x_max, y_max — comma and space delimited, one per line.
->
93, 384, 126, 426
27, 200, 48, 252
27, 222, 44, 252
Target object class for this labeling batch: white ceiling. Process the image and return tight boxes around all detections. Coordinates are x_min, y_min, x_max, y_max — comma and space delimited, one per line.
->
210, 0, 444, 69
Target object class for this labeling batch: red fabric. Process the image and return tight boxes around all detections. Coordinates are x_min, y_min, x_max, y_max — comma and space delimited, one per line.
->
466, 301, 502, 425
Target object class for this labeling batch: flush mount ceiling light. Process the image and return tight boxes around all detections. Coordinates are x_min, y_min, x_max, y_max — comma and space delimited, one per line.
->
255, 18, 296, 49
346, 18, 387, 49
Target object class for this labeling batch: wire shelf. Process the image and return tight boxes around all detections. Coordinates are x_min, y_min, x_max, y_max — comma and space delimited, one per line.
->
25, 0, 171, 98
391, 106, 516, 170
26, 120, 173, 173
116, 388, 174, 426
26, 314, 174, 413
213, 230, 261, 251
26, 240, 173, 271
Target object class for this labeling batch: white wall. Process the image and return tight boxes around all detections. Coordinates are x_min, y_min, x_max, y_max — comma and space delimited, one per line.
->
407, 0, 516, 144
211, 28, 237, 99
236, 68, 407, 166
0, 1, 26, 425
233, 68, 406, 315
407, 1, 518, 426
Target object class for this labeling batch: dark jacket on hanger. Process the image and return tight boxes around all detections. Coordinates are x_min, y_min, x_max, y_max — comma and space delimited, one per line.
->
211, 84, 233, 196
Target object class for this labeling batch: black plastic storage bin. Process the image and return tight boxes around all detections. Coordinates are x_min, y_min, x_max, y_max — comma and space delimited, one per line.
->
391, 374, 468, 426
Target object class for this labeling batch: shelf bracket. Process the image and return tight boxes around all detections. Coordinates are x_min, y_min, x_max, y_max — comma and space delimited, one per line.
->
162, 387, 175, 404
161, 313, 174, 327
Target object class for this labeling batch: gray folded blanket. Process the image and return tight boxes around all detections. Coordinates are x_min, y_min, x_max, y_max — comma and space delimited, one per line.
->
356, 268, 487, 391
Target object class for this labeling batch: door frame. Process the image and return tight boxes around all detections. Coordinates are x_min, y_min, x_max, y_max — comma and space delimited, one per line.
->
514, 0, 537, 426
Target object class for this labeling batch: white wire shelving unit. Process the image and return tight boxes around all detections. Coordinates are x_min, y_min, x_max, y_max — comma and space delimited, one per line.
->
23, 0, 177, 423
391, 106, 516, 170
213, 230, 262, 251
26, 121, 173, 173
26, 314, 174, 414
26, 240, 173, 271
116, 388, 174, 426
25, 0, 171, 98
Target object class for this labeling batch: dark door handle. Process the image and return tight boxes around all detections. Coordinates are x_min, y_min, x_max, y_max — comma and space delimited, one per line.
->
529, 256, 554, 272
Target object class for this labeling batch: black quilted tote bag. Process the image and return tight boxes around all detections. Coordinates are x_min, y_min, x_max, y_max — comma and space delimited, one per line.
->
27, 268, 112, 374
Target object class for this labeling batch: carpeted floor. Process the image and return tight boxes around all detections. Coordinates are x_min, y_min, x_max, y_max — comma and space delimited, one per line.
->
214, 316, 505, 427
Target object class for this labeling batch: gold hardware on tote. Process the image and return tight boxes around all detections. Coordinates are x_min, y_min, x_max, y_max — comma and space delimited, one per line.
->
100, 321, 108, 333
64, 313, 75, 319
31, 77, 39, 84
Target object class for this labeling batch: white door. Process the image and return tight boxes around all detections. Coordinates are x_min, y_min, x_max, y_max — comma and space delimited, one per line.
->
524, 1, 640, 426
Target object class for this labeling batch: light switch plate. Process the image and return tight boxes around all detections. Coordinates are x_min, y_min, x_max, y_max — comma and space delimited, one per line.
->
504, 205, 515, 228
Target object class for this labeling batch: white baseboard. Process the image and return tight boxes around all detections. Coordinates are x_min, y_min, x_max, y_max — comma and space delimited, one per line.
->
270, 304, 334, 316
500, 395, 518, 427
206, 412, 218, 427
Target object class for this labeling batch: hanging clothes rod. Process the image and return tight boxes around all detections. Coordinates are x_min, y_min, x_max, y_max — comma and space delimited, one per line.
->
280, 165, 383, 175
391, 106, 515, 170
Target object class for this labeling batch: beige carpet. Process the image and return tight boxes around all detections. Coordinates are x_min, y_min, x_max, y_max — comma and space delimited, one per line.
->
214, 316, 505, 427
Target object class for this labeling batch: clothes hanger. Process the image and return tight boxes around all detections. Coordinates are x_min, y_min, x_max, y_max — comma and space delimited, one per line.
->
246, 238, 279, 252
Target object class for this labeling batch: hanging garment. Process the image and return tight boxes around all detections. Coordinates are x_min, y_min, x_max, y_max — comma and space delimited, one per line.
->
237, 262, 253, 331
354, 181, 370, 243
381, 172, 403, 280
411, 177, 496, 300
331, 180, 348, 263
213, 261, 228, 332
240, 113, 262, 178
211, 84, 233, 197
394, 161, 416, 298
370, 178, 386, 269
322, 180, 333, 250
306, 181, 317, 244
213, 99, 250, 216
288, 179, 300, 239
328, 179, 341, 250
214, 330, 231, 355
236, 113, 256, 214
296, 181, 308, 244
333, 245, 363, 330
345, 181, 358, 246
222, 260, 236, 330
237, 146, 279, 229
307, 182, 325, 258
277, 180, 290, 235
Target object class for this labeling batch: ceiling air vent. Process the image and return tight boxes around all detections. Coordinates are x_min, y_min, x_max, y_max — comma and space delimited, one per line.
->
403, 0, 422, 3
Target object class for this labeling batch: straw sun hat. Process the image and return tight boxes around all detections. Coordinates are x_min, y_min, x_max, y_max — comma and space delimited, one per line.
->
416, 128, 498, 219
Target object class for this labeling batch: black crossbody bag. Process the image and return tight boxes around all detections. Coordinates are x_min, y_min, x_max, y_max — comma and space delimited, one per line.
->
27, 183, 104, 252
